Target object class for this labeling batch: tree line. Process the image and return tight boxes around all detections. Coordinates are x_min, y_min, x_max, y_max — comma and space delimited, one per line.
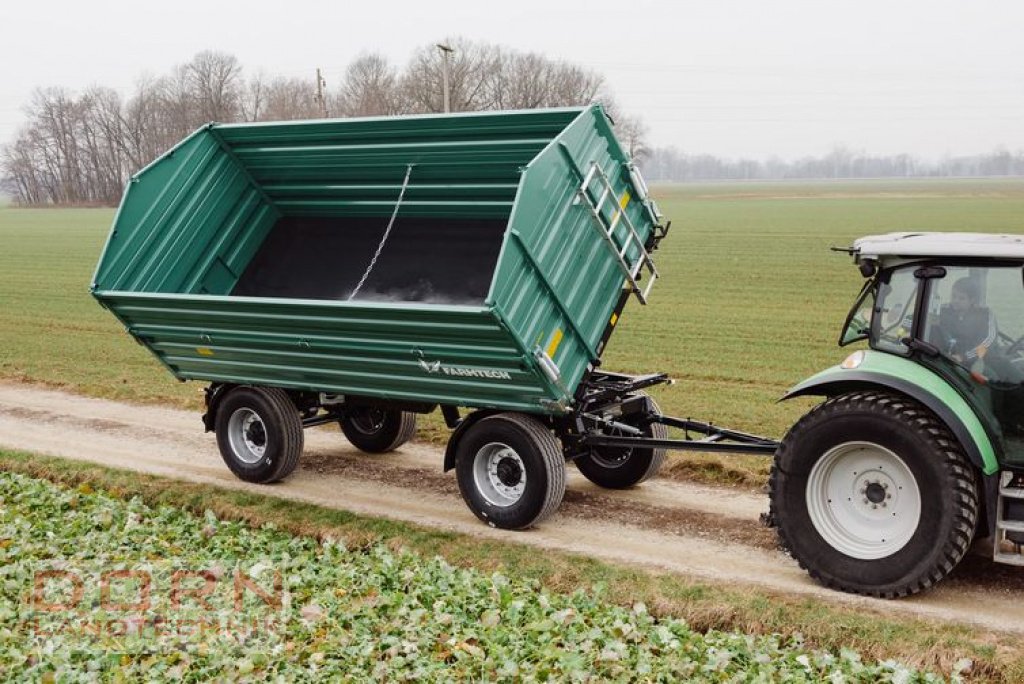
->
1, 41, 646, 205
644, 145, 1024, 182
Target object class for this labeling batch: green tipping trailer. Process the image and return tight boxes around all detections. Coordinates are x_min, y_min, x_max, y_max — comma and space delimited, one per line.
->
93, 105, 776, 529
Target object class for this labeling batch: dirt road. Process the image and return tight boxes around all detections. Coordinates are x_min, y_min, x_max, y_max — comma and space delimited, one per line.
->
1, 382, 1023, 632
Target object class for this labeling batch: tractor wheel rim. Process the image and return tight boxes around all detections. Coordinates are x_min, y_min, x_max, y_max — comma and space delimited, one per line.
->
473, 442, 527, 507
228, 408, 267, 464
806, 441, 921, 560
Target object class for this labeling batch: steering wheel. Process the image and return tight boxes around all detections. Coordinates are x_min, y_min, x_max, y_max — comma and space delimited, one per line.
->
999, 331, 1024, 357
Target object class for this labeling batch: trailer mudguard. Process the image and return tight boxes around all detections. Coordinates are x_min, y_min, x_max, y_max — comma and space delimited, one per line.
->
781, 349, 999, 475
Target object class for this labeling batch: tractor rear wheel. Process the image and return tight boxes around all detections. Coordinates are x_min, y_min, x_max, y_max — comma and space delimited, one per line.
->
340, 407, 417, 453
455, 413, 566, 529
574, 394, 667, 489
769, 390, 978, 598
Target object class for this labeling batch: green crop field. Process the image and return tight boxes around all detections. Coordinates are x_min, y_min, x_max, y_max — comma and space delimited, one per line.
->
0, 467, 947, 680
2, 179, 1024, 484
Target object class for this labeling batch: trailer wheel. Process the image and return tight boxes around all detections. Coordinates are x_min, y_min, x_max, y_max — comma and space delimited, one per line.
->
574, 395, 667, 489
769, 391, 978, 598
215, 386, 303, 484
455, 413, 566, 529
340, 407, 417, 453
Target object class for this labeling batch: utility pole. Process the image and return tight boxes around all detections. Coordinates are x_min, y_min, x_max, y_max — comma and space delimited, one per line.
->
436, 43, 454, 112
314, 68, 328, 118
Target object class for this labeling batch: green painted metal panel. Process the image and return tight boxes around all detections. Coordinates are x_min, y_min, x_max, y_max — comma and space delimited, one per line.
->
94, 292, 555, 412
786, 350, 999, 473
490, 106, 659, 395
92, 106, 663, 414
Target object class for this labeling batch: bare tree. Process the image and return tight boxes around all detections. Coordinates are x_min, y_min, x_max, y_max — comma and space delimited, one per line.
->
333, 54, 400, 117
183, 50, 243, 122
615, 114, 649, 161
241, 72, 266, 122
401, 39, 499, 113
260, 77, 322, 121
0, 44, 653, 205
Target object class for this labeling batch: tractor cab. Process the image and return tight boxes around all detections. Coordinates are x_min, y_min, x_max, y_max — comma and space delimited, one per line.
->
842, 233, 1024, 462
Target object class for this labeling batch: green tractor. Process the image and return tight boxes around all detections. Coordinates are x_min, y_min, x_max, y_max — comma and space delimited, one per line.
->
771, 232, 1024, 598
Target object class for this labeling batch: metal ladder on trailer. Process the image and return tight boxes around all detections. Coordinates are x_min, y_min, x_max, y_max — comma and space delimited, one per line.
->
994, 473, 1024, 565
576, 162, 660, 304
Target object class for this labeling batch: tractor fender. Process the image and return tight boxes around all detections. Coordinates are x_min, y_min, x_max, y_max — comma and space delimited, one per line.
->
781, 351, 999, 476
443, 409, 503, 472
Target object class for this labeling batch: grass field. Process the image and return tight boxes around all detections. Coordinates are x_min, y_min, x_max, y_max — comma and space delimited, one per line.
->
2, 179, 1024, 484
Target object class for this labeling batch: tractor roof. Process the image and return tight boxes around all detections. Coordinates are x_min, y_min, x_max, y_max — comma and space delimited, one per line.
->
853, 232, 1024, 261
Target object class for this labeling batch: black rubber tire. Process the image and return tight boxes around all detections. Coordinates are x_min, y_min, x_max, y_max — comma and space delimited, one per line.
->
455, 413, 566, 530
340, 407, 417, 453
215, 386, 304, 484
769, 390, 978, 598
574, 395, 667, 489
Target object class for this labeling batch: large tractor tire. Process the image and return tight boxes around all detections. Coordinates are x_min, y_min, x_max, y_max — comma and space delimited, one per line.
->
769, 390, 978, 598
215, 386, 304, 484
574, 394, 667, 489
455, 413, 566, 530
340, 407, 417, 453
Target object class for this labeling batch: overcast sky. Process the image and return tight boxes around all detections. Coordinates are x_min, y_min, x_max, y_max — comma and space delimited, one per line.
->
2, 0, 1022, 161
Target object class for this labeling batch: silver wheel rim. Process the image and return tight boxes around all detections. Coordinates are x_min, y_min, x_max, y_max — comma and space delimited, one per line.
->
806, 441, 921, 560
227, 408, 268, 464
472, 442, 527, 507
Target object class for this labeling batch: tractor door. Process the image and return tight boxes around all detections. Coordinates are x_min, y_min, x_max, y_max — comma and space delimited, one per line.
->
921, 265, 1024, 464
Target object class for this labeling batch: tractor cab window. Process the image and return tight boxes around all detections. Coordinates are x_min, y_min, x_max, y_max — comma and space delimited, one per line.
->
872, 267, 919, 355
922, 266, 1024, 387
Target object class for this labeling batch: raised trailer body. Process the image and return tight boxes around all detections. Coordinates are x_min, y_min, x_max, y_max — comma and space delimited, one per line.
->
92, 106, 660, 414
94, 106, 775, 529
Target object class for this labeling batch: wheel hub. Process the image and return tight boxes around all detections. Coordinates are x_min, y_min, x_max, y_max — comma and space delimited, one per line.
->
350, 408, 386, 435
863, 480, 888, 505
472, 442, 527, 507
805, 441, 921, 560
245, 420, 267, 449
227, 408, 268, 464
496, 456, 523, 487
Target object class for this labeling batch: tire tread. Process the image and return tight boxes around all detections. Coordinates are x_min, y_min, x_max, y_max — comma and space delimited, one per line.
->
769, 390, 978, 598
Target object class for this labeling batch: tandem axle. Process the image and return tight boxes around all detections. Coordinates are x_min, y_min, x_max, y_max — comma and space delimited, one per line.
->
201, 369, 778, 530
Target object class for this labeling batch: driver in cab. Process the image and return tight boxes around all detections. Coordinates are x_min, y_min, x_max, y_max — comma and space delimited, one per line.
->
934, 278, 997, 367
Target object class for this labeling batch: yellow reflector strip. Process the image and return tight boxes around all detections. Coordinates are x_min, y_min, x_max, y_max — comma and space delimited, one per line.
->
609, 313, 619, 326
196, 347, 215, 357
609, 191, 632, 227
546, 328, 564, 358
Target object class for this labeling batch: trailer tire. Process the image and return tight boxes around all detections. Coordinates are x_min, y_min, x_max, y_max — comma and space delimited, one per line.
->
769, 390, 978, 598
574, 395, 667, 489
340, 407, 417, 453
455, 413, 565, 529
215, 386, 304, 484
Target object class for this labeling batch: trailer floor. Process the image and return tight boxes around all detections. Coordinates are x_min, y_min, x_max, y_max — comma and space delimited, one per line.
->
1, 382, 1023, 633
